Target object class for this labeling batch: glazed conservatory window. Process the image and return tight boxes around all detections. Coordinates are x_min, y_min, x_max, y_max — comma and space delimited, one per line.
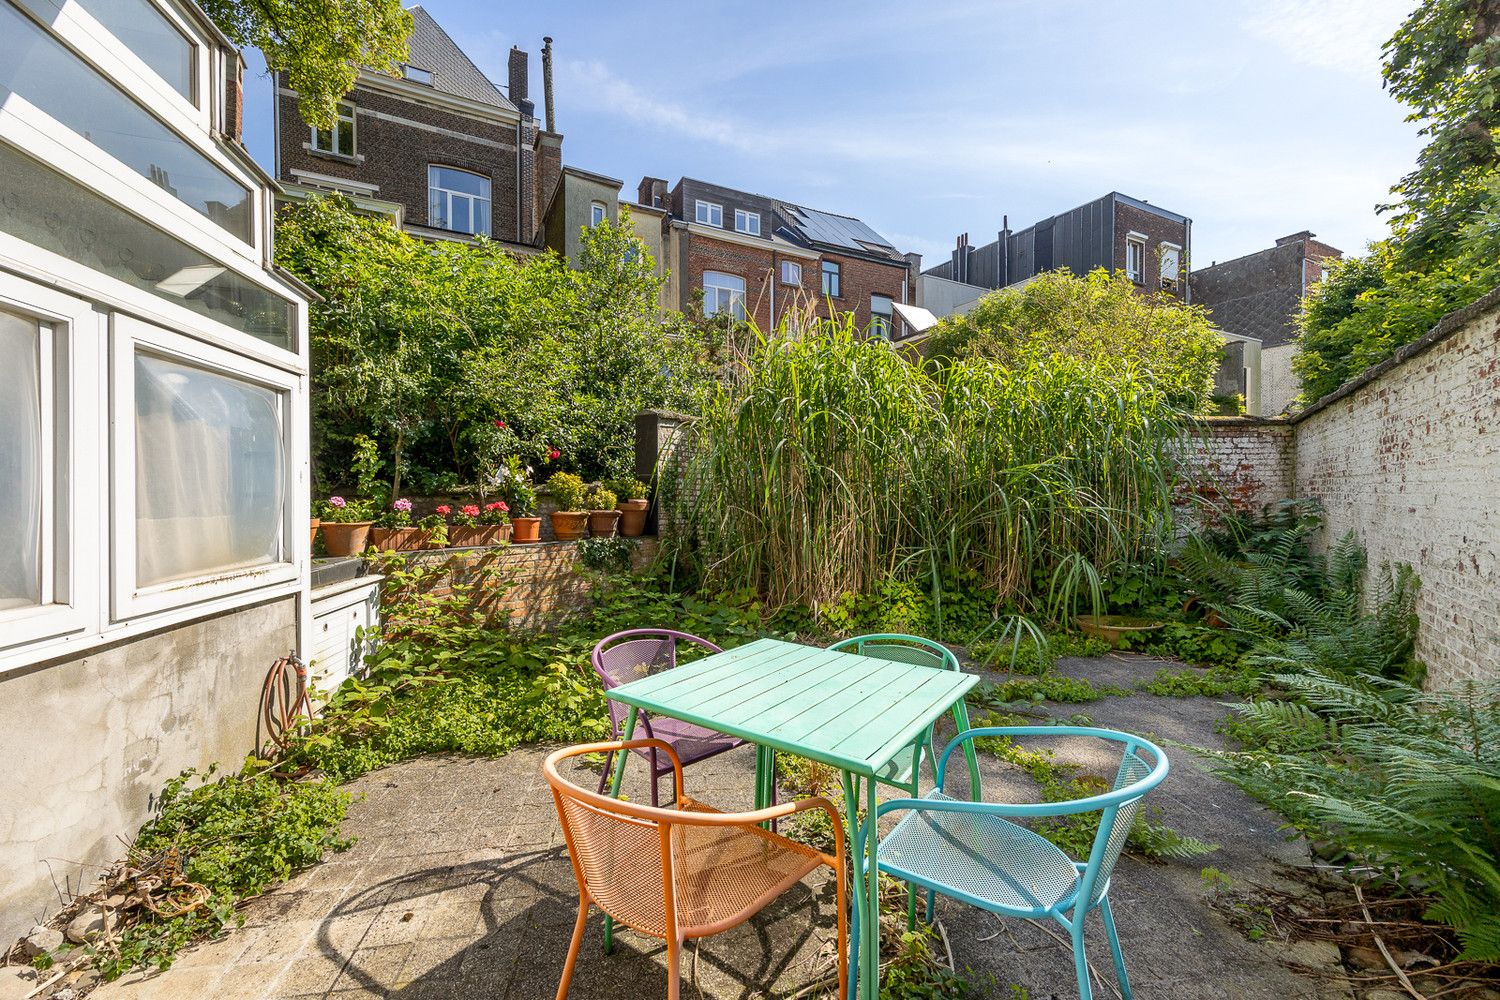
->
72, 0, 196, 103
0, 308, 44, 610
703, 271, 746, 320
428, 166, 491, 236
0, 2, 253, 242
134, 353, 284, 587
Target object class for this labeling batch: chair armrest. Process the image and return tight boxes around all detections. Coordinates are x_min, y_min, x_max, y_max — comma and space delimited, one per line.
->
936, 725, 1166, 795
675, 796, 846, 869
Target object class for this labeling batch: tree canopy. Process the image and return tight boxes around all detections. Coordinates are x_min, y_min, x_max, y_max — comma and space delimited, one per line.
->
924, 268, 1224, 412
202, 0, 411, 129
1296, 0, 1500, 403
275, 196, 722, 496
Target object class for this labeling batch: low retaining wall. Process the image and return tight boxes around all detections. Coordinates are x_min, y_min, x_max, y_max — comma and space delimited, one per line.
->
393, 537, 660, 628
1187, 286, 1500, 687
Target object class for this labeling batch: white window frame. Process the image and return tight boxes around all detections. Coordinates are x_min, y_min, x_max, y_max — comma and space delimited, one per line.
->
427, 165, 492, 237
310, 102, 357, 158
695, 200, 723, 227
0, 274, 101, 654
1159, 242, 1181, 290
1125, 235, 1146, 283
110, 315, 300, 620
870, 294, 894, 338
780, 261, 802, 285
703, 270, 746, 320
590, 201, 607, 227
734, 209, 760, 235
402, 64, 433, 85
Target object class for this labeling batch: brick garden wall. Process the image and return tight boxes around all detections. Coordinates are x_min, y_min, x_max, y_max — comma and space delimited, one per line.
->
396, 537, 660, 629
1183, 287, 1500, 687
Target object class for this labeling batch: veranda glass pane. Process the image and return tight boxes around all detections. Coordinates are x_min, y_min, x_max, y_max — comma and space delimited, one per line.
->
0, 308, 41, 609
0, 141, 294, 349
0, 3, 252, 242
134, 353, 284, 587
71, 0, 194, 102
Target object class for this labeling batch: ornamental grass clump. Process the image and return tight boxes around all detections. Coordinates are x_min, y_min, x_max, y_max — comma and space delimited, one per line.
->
669, 316, 1188, 617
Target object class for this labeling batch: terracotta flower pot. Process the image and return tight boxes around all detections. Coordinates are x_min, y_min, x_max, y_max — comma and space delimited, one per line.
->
476, 524, 511, 545
551, 511, 589, 541
1074, 614, 1164, 650
511, 517, 541, 544
449, 525, 487, 547
309, 518, 321, 547
321, 521, 373, 557
371, 526, 423, 552
617, 499, 649, 537
588, 509, 621, 537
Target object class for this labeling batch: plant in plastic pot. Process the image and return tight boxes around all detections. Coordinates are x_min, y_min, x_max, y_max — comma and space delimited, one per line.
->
448, 503, 487, 547
547, 471, 589, 541
371, 498, 422, 551
477, 500, 511, 544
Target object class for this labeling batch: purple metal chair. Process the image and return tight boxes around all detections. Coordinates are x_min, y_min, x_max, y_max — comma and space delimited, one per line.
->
591, 629, 767, 809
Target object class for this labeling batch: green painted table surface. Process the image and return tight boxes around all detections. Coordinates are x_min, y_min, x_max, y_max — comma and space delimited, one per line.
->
604, 636, 979, 999
604, 636, 977, 778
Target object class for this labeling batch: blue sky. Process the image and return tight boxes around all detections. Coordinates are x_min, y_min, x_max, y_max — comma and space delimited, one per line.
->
243, 0, 1423, 269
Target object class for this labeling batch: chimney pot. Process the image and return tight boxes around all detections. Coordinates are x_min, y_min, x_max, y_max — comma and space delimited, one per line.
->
508, 46, 529, 106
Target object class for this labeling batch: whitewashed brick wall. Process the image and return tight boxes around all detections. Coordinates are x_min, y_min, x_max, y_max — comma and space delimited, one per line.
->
1189, 289, 1500, 687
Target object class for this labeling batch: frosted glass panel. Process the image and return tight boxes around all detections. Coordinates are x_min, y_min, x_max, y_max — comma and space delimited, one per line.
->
135, 353, 284, 587
0, 309, 41, 608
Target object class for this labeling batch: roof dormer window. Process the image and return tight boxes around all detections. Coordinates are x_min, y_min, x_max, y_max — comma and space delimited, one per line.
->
402, 65, 433, 85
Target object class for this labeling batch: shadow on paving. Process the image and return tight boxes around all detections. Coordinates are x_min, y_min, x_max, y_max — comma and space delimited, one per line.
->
92, 653, 1346, 1000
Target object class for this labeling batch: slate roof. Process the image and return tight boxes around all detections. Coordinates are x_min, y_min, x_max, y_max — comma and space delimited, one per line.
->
1190, 242, 1305, 348
775, 201, 902, 263
405, 6, 515, 112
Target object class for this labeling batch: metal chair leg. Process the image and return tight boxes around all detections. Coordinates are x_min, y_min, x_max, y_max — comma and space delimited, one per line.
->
1099, 896, 1132, 999
1071, 915, 1094, 1000
557, 899, 589, 999
924, 888, 935, 923
650, 747, 660, 808
595, 752, 614, 795
666, 935, 681, 1000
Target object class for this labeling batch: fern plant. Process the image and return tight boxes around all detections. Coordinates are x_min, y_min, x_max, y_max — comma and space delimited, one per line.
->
1201, 669, 1500, 961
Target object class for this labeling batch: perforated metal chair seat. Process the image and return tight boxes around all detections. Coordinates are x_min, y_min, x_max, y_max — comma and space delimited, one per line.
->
641, 717, 745, 769
877, 791, 1082, 916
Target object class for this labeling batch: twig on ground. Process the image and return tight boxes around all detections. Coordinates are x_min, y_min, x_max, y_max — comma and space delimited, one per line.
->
1354, 883, 1426, 1000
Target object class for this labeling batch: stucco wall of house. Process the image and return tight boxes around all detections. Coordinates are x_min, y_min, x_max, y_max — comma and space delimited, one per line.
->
0, 597, 298, 940
1185, 288, 1500, 687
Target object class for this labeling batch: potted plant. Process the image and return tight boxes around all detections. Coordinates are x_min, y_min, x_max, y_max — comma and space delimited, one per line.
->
477, 501, 511, 544
318, 495, 375, 556
448, 503, 486, 547
498, 457, 541, 544
587, 484, 620, 537
309, 515, 321, 548
419, 509, 449, 548
371, 498, 423, 551
614, 477, 650, 537
547, 471, 589, 541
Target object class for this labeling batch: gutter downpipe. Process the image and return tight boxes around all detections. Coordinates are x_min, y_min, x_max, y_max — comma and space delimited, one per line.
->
1184, 216, 1193, 304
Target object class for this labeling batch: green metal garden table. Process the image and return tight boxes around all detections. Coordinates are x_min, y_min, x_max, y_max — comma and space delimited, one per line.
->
604, 636, 979, 999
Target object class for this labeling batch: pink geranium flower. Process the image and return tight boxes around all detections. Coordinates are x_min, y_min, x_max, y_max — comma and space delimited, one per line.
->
328, 496, 347, 508
435, 504, 451, 515
461, 504, 480, 518
393, 498, 413, 512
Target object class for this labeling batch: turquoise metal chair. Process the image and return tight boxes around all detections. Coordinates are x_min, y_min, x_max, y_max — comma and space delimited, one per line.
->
825, 634, 981, 800
850, 726, 1169, 1000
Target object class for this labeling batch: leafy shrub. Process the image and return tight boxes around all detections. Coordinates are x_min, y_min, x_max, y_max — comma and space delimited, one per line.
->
1203, 670, 1500, 960
546, 471, 588, 512
586, 485, 617, 510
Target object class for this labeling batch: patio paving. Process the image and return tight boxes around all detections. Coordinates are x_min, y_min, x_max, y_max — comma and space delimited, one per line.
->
94, 652, 1351, 1000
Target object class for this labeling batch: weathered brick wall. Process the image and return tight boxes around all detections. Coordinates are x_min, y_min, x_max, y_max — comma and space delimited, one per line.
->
1293, 289, 1500, 687
1178, 417, 1295, 517
393, 538, 659, 628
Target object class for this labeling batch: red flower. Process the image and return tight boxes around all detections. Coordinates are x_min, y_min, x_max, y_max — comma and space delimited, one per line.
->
435, 504, 451, 515
494, 419, 506, 429
548, 448, 561, 461
485, 501, 507, 512
461, 504, 480, 518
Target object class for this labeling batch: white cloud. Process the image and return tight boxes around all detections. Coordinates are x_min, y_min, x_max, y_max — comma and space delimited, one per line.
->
560, 59, 762, 153
1239, 0, 1410, 79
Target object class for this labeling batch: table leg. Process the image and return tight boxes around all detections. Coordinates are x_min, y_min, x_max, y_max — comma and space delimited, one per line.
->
951, 697, 981, 801
841, 772, 861, 1000
862, 775, 879, 998
604, 706, 637, 955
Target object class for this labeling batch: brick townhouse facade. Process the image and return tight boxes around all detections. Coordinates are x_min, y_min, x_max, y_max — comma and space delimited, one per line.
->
273, 6, 560, 253
922, 192, 1192, 317
638, 176, 921, 337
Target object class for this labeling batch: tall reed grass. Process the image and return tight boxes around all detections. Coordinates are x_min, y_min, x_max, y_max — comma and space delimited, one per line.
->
667, 317, 1189, 621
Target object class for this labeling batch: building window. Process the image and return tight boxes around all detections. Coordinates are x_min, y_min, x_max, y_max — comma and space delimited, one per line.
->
132, 352, 284, 589
1159, 244, 1181, 290
0, 2, 254, 243
781, 261, 802, 285
402, 65, 433, 85
590, 201, 607, 227
428, 166, 492, 236
1125, 237, 1145, 283
703, 271, 746, 320
735, 209, 760, 235
0, 308, 47, 611
695, 200, 723, 227
821, 260, 842, 298
311, 103, 357, 158
870, 294, 894, 338
73, 0, 196, 104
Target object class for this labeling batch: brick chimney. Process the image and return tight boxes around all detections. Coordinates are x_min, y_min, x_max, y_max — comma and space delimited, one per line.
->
508, 46, 533, 117
637, 176, 668, 208
224, 52, 245, 142
1275, 230, 1315, 247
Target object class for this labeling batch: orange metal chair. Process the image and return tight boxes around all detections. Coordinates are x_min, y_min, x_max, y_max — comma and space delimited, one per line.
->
544, 739, 848, 1000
